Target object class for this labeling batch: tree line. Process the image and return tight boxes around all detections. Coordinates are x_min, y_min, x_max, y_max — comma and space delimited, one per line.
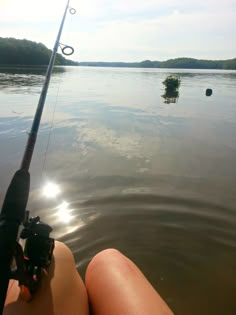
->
0, 37, 235, 70
79, 58, 236, 70
0, 37, 78, 66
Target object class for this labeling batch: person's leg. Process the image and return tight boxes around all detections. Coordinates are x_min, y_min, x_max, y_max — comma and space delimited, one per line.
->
4, 241, 89, 315
85, 249, 174, 315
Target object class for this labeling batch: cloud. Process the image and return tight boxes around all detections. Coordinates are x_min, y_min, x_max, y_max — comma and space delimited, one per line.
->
1, 0, 235, 61
0, 0, 66, 22
76, 0, 236, 18
72, 6, 236, 61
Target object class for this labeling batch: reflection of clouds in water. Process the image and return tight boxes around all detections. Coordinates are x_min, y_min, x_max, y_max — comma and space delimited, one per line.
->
77, 125, 158, 159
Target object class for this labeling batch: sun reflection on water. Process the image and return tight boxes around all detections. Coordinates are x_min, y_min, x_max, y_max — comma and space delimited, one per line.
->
57, 201, 73, 224
42, 182, 61, 198
40, 180, 87, 235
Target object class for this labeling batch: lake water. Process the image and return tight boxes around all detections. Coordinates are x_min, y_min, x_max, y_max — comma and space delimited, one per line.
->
0, 66, 236, 315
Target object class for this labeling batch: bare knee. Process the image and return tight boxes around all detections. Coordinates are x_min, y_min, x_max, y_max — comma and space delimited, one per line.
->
85, 248, 137, 288
53, 241, 76, 265
86, 248, 126, 274
54, 240, 73, 257
85, 249, 174, 315
87, 248, 123, 268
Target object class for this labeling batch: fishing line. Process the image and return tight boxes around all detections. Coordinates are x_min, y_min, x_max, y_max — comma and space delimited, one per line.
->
28, 74, 63, 217
0, 1, 76, 310
28, 5, 77, 218
40, 4, 76, 181
41, 74, 63, 177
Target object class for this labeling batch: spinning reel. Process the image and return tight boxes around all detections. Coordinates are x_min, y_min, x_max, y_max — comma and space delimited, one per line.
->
11, 212, 54, 301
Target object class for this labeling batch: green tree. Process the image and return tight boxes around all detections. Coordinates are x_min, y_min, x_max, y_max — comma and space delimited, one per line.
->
0, 37, 78, 66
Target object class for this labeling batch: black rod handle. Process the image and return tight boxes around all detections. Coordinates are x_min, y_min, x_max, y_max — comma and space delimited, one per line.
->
0, 169, 30, 313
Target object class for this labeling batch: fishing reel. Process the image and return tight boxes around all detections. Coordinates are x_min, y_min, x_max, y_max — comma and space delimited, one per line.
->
11, 211, 54, 301
0, 1, 75, 312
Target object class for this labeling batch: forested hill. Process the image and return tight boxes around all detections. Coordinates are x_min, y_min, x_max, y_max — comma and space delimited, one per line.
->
0, 37, 235, 69
79, 58, 236, 70
0, 37, 78, 66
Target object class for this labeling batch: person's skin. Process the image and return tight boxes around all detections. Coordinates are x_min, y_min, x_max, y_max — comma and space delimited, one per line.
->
4, 241, 174, 315
86, 248, 174, 315
4, 242, 89, 315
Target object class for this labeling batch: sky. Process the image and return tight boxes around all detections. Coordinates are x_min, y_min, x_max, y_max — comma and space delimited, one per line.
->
0, 0, 236, 62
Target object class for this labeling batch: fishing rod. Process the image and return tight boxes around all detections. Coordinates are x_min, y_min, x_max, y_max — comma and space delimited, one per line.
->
0, 0, 76, 312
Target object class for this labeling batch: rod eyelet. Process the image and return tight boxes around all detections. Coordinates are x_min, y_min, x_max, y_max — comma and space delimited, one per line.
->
69, 8, 76, 15
61, 45, 74, 56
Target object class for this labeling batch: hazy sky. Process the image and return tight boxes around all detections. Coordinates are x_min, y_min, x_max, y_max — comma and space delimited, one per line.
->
1, 0, 236, 62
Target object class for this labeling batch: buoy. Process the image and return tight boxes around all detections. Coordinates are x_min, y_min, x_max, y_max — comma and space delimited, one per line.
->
206, 88, 213, 96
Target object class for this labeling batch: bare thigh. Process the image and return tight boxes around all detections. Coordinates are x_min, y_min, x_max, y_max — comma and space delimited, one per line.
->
4, 241, 89, 315
85, 248, 174, 315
